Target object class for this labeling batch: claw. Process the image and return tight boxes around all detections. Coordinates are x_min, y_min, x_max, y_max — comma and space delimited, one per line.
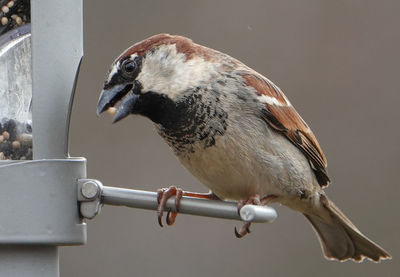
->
234, 222, 252, 238
234, 227, 241, 238
234, 194, 276, 238
166, 209, 178, 226
158, 214, 164, 227
246, 224, 251, 234
156, 186, 183, 227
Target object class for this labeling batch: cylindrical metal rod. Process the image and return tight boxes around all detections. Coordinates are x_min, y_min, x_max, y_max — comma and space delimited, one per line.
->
101, 186, 277, 223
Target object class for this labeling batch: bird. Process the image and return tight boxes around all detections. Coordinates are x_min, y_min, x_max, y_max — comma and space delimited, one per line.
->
97, 34, 391, 263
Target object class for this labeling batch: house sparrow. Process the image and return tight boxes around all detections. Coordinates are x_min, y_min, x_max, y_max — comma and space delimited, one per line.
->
97, 34, 391, 262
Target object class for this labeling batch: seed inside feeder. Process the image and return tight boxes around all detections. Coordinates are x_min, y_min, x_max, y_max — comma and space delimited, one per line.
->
12, 140, 20, 149
1, 17, 8, 26
15, 16, 22, 25
1, 6, 9, 13
2, 131, 9, 140
18, 133, 32, 143
0, 119, 32, 160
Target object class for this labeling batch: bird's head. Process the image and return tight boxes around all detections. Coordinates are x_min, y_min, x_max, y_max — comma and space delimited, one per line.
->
97, 34, 219, 124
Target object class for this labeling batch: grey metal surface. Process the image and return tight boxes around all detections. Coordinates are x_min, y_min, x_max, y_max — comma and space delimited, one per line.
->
0, 246, 59, 277
0, 1, 85, 276
100, 185, 277, 223
0, 158, 87, 244
31, 0, 83, 159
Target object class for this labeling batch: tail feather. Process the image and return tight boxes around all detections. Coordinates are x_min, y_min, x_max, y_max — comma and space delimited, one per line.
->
304, 195, 391, 262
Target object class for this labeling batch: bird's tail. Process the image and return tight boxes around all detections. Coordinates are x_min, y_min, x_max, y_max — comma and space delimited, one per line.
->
304, 195, 391, 262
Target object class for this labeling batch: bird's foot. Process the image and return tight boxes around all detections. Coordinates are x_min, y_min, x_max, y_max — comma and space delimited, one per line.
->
157, 186, 183, 227
234, 194, 277, 238
156, 186, 219, 227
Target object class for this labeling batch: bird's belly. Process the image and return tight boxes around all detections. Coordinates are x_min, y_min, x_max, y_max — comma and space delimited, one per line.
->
178, 121, 317, 202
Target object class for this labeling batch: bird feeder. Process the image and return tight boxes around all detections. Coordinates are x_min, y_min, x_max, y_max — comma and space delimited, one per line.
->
0, 1, 87, 276
0, 1, 276, 276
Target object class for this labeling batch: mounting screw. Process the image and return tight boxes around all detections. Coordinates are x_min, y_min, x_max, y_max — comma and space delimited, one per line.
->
81, 181, 99, 199
240, 204, 277, 223
240, 205, 256, 222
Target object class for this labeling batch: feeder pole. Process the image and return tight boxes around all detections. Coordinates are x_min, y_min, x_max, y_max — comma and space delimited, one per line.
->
0, 1, 86, 276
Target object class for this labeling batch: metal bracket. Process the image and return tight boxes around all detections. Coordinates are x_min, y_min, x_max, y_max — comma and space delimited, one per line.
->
77, 179, 277, 223
0, 158, 87, 245
77, 179, 103, 219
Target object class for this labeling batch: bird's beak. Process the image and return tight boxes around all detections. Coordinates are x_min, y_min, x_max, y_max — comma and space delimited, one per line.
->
112, 91, 140, 123
97, 83, 139, 123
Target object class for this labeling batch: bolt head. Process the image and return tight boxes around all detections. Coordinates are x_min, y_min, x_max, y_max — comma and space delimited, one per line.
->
81, 181, 99, 199
240, 205, 256, 222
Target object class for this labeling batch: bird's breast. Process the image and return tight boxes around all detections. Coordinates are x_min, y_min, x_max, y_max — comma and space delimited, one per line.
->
175, 114, 318, 202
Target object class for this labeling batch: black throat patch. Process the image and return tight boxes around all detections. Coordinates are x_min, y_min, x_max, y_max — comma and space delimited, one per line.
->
135, 87, 228, 155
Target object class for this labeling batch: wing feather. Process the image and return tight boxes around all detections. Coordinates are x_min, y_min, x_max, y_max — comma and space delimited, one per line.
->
242, 73, 330, 187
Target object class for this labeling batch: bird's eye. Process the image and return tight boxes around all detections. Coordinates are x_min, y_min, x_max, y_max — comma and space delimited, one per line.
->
123, 60, 136, 73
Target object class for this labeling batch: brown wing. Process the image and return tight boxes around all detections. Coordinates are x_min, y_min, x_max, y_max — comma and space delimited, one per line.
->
242, 73, 330, 187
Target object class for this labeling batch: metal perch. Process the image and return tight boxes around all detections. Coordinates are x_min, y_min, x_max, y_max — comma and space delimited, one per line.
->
78, 179, 278, 223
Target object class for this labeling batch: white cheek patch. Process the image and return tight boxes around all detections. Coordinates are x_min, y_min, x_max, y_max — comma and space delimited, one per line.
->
137, 44, 216, 99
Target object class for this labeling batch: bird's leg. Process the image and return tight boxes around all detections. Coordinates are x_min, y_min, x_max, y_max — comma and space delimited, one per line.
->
235, 194, 277, 238
260, 195, 277, 205
157, 186, 218, 227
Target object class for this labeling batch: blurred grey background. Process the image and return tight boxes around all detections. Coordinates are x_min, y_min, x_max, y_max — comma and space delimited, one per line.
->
63, 0, 399, 276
